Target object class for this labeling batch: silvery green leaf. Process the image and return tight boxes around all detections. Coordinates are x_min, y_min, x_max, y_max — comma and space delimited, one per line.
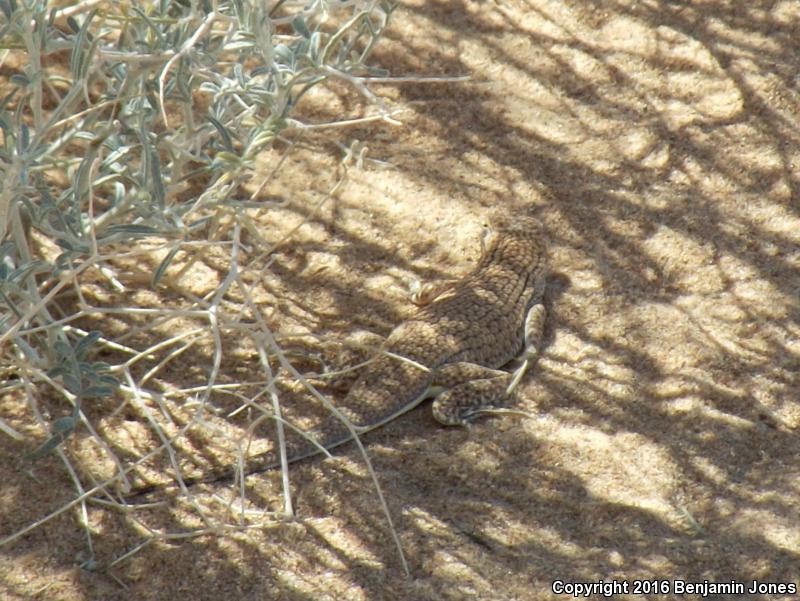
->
25, 415, 77, 460
292, 15, 310, 38
52, 415, 77, 434
274, 44, 294, 64
74, 331, 101, 360
152, 245, 181, 287
103, 224, 160, 236
207, 115, 235, 152
82, 385, 115, 398
9, 74, 29, 87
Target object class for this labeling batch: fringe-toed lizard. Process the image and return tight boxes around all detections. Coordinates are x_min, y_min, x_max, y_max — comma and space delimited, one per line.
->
125, 212, 547, 500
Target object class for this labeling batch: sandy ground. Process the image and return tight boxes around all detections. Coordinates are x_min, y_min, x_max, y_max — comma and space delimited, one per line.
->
2, 0, 800, 599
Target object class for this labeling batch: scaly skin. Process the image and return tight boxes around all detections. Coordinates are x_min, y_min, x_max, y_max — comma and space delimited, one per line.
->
124, 213, 548, 500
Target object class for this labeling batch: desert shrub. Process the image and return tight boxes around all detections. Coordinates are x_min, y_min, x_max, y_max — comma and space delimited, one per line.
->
0, 0, 398, 567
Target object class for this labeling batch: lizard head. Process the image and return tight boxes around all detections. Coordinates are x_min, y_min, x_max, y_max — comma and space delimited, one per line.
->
485, 211, 547, 251
481, 210, 548, 286
487, 211, 544, 237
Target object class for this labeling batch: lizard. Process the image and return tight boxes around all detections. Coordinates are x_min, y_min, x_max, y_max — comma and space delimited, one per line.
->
122, 211, 548, 501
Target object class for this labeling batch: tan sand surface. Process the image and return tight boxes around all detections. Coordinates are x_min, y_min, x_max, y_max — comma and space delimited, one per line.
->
2, 1, 799, 599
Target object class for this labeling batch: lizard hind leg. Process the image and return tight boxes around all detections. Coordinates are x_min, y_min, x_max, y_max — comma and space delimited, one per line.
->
429, 297, 545, 426
430, 362, 513, 426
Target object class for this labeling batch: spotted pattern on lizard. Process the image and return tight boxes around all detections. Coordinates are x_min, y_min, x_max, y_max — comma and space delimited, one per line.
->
124, 212, 547, 499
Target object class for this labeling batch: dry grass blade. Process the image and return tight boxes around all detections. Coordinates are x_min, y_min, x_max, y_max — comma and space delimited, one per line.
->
0, 0, 416, 576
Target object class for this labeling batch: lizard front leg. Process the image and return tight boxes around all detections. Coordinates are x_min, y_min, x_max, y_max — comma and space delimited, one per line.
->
407, 278, 459, 306
506, 302, 546, 395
